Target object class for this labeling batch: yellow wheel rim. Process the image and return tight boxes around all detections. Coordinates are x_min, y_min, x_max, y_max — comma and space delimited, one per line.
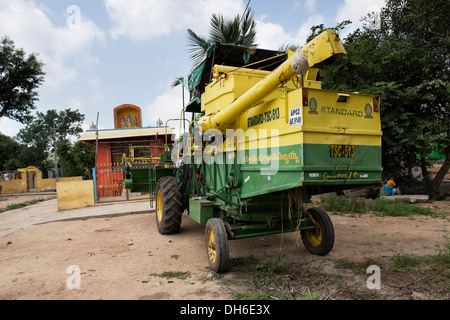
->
157, 190, 163, 222
306, 222, 323, 247
207, 228, 216, 264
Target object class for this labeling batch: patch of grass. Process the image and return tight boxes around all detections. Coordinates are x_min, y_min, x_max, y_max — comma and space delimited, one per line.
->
244, 256, 288, 290
215, 232, 450, 300
369, 198, 440, 217
150, 271, 191, 280
0, 198, 46, 213
232, 292, 273, 300
297, 287, 320, 300
391, 249, 450, 297
227, 254, 321, 300
198, 272, 223, 284
394, 230, 450, 274
333, 258, 381, 274
247, 254, 286, 275
335, 231, 450, 299
392, 254, 424, 269
321, 193, 446, 217
322, 193, 367, 214
229, 255, 258, 268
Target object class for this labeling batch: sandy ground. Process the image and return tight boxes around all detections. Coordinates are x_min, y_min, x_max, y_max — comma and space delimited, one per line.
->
0, 193, 448, 300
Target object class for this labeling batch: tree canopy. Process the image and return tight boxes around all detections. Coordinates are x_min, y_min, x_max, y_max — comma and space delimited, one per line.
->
17, 108, 84, 152
0, 36, 45, 123
316, 0, 449, 194
0, 108, 94, 178
14, 108, 89, 177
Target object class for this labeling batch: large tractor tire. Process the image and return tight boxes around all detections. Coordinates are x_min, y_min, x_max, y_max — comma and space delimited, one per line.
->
205, 218, 229, 273
156, 176, 183, 235
301, 207, 334, 256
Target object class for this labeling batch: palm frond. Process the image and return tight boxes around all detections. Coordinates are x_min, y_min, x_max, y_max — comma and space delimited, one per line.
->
238, 9, 257, 47
185, 7, 258, 71
187, 28, 212, 66
171, 76, 185, 88
210, 13, 240, 44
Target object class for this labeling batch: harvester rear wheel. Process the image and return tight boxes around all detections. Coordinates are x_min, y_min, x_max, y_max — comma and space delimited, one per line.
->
205, 218, 229, 273
156, 176, 183, 235
301, 207, 334, 255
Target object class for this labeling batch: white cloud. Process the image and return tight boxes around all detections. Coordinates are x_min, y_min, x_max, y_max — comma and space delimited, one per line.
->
144, 83, 188, 138
69, 98, 84, 112
0, 0, 105, 90
304, 0, 316, 11
335, 0, 386, 37
0, 117, 24, 137
255, 20, 294, 50
294, 14, 325, 45
255, 14, 325, 50
104, 0, 245, 41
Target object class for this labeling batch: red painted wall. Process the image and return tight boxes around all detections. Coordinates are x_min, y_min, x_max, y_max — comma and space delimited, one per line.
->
92, 134, 173, 199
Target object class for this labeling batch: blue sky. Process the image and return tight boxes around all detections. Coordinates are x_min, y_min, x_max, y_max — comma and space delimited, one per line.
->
0, 0, 385, 138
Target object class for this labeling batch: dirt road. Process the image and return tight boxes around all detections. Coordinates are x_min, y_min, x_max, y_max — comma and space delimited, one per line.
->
0, 194, 448, 300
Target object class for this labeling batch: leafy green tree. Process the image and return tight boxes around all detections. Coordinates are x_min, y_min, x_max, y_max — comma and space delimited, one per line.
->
17, 109, 85, 175
0, 133, 44, 171
0, 36, 45, 123
315, 0, 450, 194
57, 140, 95, 179
379, 0, 449, 193
0, 133, 25, 170
73, 140, 95, 179
306, 20, 352, 43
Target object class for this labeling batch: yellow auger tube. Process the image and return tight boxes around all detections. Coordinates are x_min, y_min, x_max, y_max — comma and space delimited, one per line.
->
198, 29, 347, 132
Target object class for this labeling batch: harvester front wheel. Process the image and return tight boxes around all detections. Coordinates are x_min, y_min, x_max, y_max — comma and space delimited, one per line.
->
205, 218, 229, 273
156, 176, 183, 235
301, 208, 334, 255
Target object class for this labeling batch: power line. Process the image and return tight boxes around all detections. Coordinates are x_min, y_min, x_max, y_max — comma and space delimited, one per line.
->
239, 0, 252, 25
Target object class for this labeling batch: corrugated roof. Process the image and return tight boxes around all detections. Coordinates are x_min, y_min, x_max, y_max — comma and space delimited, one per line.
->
79, 127, 174, 142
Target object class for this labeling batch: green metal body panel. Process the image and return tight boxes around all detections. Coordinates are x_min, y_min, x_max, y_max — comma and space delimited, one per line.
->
124, 142, 381, 239
124, 166, 177, 197
189, 199, 216, 224
124, 168, 150, 193
202, 144, 381, 200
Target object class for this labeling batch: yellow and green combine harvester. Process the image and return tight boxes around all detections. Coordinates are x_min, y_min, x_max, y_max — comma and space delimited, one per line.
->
124, 29, 382, 272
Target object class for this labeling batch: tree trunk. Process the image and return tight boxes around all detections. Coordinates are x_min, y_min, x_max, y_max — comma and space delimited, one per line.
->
433, 148, 450, 194
420, 157, 429, 180
407, 164, 413, 178
59, 158, 64, 178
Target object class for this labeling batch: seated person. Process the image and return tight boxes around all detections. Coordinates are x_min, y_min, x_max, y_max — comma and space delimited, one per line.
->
384, 176, 400, 195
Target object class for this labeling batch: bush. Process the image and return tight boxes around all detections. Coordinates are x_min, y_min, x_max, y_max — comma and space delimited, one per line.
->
321, 193, 444, 217
321, 193, 367, 214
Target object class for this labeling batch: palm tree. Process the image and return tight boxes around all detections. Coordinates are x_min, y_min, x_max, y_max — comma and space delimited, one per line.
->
171, 7, 258, 121
186, 8, 257, 68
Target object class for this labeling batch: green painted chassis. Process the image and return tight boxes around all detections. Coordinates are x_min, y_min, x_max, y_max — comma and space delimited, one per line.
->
124, 148, 381, 240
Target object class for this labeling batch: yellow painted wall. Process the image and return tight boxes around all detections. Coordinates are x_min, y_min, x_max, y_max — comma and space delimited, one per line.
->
59, 176, 83, 182
37, 178, 56, 192
56, 180, 95, 211
0, 179, 27, 193
0, 164, 84, 194
38, 176, 83, 192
